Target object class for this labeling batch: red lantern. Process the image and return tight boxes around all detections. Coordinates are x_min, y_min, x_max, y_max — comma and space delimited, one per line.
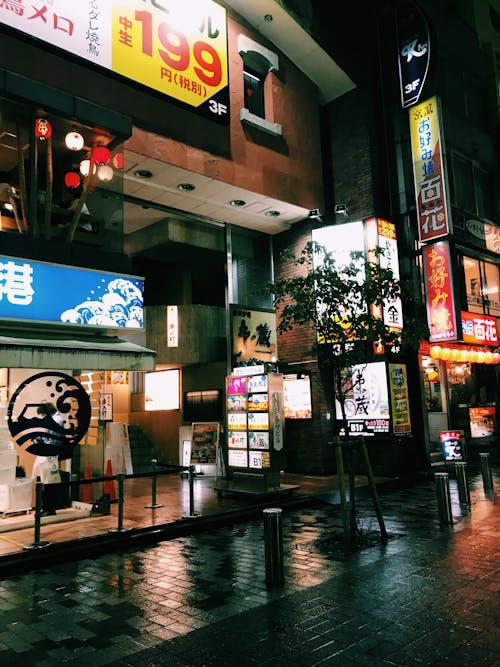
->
35, 118, 52, 140
493, 353, 500, 365
112, 152, 124, 169
64, 171, 80, 189
92, 145, 111, 165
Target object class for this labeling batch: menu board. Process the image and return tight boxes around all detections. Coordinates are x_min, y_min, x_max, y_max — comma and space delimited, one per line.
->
225, 373, 283, 472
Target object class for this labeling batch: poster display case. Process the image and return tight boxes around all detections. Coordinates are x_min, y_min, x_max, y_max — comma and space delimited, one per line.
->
216, 371, 289, 495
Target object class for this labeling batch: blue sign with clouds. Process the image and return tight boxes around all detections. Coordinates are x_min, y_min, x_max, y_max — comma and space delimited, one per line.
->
0, 255, 144, 329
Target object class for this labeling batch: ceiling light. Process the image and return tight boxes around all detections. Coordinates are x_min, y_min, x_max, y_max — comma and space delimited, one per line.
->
134, 169, 153, 179
265, 210, 280, 217
230, 199, 246, 206
177, 183, 195, 191
264, 14, 273, 21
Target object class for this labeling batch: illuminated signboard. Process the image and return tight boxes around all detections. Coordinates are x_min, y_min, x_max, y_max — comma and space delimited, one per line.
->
396, 0, 430, 109
409, 96, 452, 242
312, 218, 403, 337
144, 369, 180, 411
423, 242, 458, 342
0, 0, 229, 125
336, 361, 390, 436
0, 254, 144, 329
365, 217, 403, 330
388, 363, 411, 435
231, 307, 278, 368
461, 311, 498, 346
283, 374, 312, 419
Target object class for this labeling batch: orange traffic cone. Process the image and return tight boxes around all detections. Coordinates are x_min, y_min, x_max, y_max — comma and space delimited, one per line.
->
103, 458, 117, 502
81, 461, 93, 504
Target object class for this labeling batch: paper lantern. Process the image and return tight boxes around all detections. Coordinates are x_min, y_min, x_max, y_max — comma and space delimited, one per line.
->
92, 145, 111, 165
441, 347, 451, 360
64, 171, 80, 189
493, 353, 500, 365
65, 131, 84, 151
35, 118, 52, 140
449, 348, 459, 361
430, 345, 441, 359
484, 352, 494, 364
112, 152, 124, 169
477, 351, 486, 364
79, 159, 96, 176
97, 165, 113, 182
458, 349, 469, 362
468, 350, 478, 363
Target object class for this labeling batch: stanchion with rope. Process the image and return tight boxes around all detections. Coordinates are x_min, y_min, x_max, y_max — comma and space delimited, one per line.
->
145, 459, 163, 509
109, 473, 129, 533
23, 480, 51, 550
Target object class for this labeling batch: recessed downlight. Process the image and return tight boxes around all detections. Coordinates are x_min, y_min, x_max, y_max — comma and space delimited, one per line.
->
177, 182, 195, 191
230, 199, 246, 207
265, 210, 280, 217
134, 169, 153, 179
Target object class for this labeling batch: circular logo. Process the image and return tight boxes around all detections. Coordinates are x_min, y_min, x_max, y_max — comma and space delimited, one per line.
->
7, 372, 91, 460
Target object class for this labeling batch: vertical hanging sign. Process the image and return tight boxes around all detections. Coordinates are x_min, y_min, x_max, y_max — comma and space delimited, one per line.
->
396, 1, 431, 109
167, 305, 178, 347
423, 241, 458, 342
409, 96, 452, 243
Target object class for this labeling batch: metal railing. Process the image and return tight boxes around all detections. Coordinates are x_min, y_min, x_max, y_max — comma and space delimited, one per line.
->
23, 461, 201, 551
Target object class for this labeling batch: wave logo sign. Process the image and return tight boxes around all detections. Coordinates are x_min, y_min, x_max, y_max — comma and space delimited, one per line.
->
7, 372, 91, 460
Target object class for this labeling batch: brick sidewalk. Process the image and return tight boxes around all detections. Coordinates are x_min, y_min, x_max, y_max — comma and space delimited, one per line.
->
0, 467, 498, 666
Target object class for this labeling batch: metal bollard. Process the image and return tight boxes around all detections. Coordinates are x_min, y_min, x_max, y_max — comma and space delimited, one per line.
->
188, 465, 195, 516
434, 472, 453, 526
145, 459, 163, 509
263, 508, 284, 587
455, 461, 470, 507
479, 452, 494, 493
109, 473, 128, 533
23, 480, 50, 550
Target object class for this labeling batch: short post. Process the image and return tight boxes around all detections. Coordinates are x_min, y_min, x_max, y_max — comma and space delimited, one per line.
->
263, 507, 284, 587
455, 461, 470, 507
109, 473, 128, 533
145, 459, 163, 509
435, 472, 453, 526
23, 480, 50, 550
189, 465, 195, 517
479, 452, 494, 493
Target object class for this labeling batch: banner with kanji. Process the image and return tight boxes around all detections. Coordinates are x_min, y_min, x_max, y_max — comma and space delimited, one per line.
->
409, 96, 452, 242
423, 241, 458, 342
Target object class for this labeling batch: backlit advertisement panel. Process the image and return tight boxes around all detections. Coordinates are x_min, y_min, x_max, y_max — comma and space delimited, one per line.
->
335, 362, 390, 436
409, 96, 452, 242
0, 0, 229, 125
0, 254, 144, 329
422, 242, 458, 342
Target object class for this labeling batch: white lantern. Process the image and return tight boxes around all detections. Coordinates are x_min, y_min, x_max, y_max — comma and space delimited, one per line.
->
97, 165, 114, 182
65, 131, 84, 151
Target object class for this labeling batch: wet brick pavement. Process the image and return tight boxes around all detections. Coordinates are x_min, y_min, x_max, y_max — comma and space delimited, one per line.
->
0, 466, 498, 666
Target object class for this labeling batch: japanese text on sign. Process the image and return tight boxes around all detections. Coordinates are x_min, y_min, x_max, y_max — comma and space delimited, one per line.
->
0, 0, 229, 123
423, 242, 458, 342
409, 96, 451, 242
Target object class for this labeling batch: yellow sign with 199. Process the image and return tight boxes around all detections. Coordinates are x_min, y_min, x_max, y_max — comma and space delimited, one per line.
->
112, 0, 229, 122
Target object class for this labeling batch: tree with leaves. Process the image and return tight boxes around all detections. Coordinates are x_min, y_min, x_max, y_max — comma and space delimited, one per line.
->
265, 240, 428, 543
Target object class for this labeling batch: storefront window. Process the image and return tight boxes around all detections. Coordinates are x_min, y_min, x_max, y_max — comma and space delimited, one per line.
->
421, 356, 445, 412
463, 255, 500, 316
0, 95, 124, 246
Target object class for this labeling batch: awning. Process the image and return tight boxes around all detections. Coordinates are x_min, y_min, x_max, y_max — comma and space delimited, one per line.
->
0, 331, 156, 371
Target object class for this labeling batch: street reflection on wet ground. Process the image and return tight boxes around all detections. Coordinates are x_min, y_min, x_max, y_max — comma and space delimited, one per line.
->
0, 466, 498, 666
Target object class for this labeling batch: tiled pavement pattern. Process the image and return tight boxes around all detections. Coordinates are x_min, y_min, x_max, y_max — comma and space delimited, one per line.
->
0, 466, 498, 666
